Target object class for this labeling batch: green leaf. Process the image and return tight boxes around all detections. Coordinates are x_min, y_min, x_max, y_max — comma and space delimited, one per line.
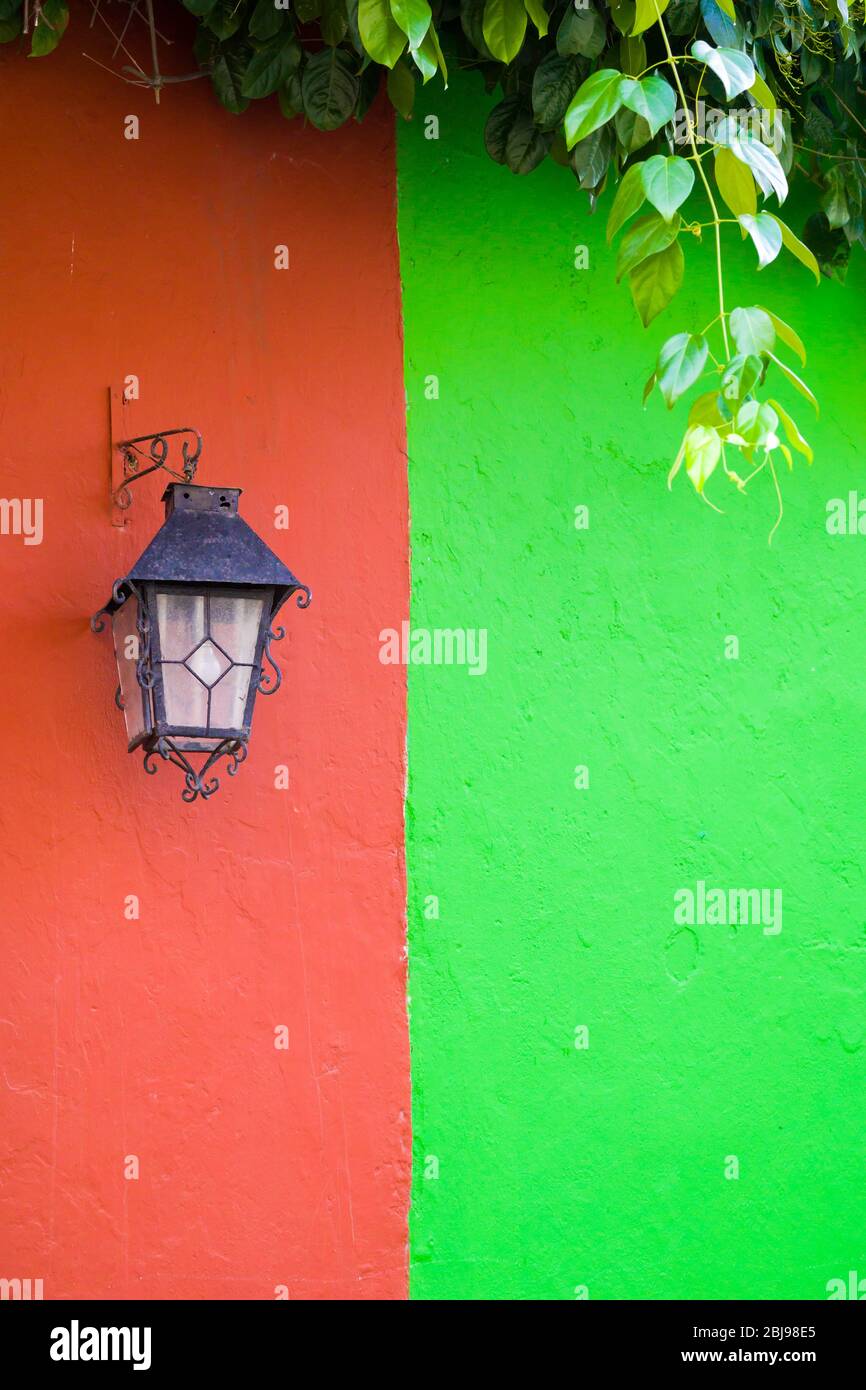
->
685, 425, 721, 492
844, 161, 863, 219
508, 116, 553, 174
667, 429, 687, 487
413, 22, 444, 83
690, 39, 754, 99
356, 61, 382, 118
614, 105, 652, 154
555, 6, 581, 55
738, 211, 782, 269
240, 31, 301, 99
729, 306, 775, 356
766, 353, 819, 414
724, 130, 788, 204
359, 0, 406, 66
803, 103, 835, 152
564, 70, 626, 149
821, 166, 849, 230
532, 53, 582, 132
278, 82, 302, 120
616, 212, 681, 281
182, 0, 219, 15
748, 68, 776, 113
390, 0, 432, 48
205, 0, 245, 39
486, 100, 552, 173
656, 333, 709, 408
411, 42, 436, 81
641, 155, 694, 221
689, 391, 727, 429
618, 74, 676, 137
570, 125, 613, 190
484, 96, 521, 164
777, 109, 794, 175
556, 2, 606, 58
611, 0, 637, 32
768, 215, 821, 284
734, 400, 779, 449
524, 0, 549, 37
249, 0, 284, 39
620, 34, 646, 76
702, 0, 741, 37
482, 0, 528, 63
714, 146, 756, 220
802, 211, 848, 281
606, 163, 646, 243
721, 353, 762, 405
767, 397, 813, 463
757, 306, 806, 365
387, 57, 416, 118
628, 239, 684, 326
212, 49, 251, 113
321, 0, 349, 45
30, 0, 67, 56
345, 0, 365, 52
666, 0, 698, 32
426, 20, 447, 84
632, 0, 669, 36
301, 47, 360, 129
459, 0, 490, 54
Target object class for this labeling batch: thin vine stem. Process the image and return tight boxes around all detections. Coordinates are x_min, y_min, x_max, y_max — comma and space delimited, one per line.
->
793, 144, 861, 160
835, 91, 866, 139
767, 452, 784, 544
635, 55, 695, 79
653, 1, 730, 359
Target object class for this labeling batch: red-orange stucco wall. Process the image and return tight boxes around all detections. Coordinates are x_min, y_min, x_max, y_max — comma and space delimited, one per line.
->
0, 13, 410, 1299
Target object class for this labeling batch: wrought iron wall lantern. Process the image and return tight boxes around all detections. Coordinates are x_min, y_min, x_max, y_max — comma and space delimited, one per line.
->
92, 428, 310, 802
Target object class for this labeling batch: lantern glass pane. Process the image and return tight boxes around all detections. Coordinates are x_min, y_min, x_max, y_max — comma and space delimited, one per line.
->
153, 587, 268, 736
156, 591, 206, 659
161, 663, 208, 727
210, 665, 253, 731
209, 594, 264, 664
112, 597, 146, 744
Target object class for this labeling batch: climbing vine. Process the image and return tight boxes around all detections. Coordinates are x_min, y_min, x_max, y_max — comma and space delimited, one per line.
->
7, 0, 866, 535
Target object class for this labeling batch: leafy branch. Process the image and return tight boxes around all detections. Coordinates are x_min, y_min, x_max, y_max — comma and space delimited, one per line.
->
8, 0, 865, 536
561, 3, 830, 537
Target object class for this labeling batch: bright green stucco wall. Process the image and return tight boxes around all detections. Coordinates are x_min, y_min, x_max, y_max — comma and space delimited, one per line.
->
398, 74, 866, 1301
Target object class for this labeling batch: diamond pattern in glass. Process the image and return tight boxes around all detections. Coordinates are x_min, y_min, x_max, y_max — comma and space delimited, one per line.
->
185, 639, 231, 688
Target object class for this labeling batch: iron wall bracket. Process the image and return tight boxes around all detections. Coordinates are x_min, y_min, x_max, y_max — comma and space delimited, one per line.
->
107, 386, 202, 524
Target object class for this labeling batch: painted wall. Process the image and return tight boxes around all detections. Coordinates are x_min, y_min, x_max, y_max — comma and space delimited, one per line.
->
3, 10, 865, 1306
399, 75, 866, 1299
0, 12, 409, 1299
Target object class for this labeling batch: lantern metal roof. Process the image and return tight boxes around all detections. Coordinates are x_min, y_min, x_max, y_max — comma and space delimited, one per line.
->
99, 484, 310, 619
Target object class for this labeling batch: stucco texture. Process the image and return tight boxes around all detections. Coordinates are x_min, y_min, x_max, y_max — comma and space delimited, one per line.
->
0, 12, 409, 1298
399, 73, 866, 1300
